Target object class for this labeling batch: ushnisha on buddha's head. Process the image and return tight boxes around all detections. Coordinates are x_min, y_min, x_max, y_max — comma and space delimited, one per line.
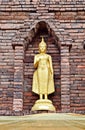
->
39, 37, 47, 53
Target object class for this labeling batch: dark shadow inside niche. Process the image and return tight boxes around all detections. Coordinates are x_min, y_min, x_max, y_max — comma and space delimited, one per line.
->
36, 21, 48, 36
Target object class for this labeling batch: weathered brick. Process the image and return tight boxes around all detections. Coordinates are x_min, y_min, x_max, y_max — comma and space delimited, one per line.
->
0, 0, 85, 115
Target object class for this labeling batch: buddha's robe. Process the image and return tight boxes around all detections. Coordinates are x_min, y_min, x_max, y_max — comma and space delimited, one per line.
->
32, 53, 55, 95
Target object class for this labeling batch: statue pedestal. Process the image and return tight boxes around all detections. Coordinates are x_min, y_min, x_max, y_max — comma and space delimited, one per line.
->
31, 99, 56, 112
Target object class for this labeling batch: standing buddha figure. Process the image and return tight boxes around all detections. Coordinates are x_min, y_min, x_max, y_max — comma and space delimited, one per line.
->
32, 37, 55, 100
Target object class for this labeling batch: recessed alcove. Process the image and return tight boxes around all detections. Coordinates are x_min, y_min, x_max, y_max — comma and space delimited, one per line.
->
23, 21, 61, 112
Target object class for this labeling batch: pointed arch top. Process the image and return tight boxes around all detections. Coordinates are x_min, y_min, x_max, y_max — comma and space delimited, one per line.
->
24, 20, 61, 50
12, 20, 72, 50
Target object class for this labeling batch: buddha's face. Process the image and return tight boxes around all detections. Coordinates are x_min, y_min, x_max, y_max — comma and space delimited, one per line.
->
39, 45, 46, 53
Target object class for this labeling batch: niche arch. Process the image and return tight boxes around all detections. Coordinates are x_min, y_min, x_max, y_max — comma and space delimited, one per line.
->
23, 21, 61, 112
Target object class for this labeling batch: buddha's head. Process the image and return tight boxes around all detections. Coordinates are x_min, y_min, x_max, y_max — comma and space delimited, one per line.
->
39, 37, 47, 53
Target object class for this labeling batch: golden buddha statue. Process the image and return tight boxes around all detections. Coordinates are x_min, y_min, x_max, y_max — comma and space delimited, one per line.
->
31, 37, 56, 112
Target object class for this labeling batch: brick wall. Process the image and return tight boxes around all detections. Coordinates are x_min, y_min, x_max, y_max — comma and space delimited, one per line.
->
0, 0, 85, 115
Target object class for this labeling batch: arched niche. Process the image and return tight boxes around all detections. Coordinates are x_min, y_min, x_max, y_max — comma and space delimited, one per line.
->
23, 21, 61, 112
